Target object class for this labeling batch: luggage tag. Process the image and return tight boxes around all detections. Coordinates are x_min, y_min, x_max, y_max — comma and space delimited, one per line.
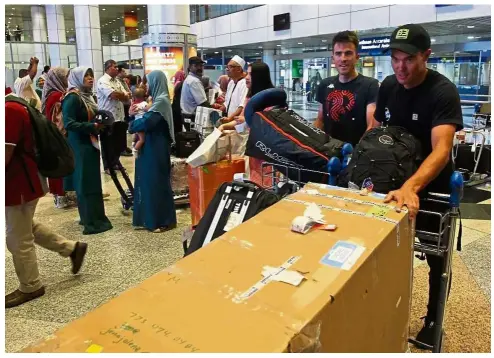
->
291, 203, 326, 234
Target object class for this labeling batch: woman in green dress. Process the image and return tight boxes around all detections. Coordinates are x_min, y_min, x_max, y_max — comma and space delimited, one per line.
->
62, 67, 113, 235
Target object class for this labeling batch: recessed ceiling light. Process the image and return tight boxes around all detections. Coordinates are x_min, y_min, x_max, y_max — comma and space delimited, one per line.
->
467, 25, 475, 28
322, 39, 327, 42
475, 36, 481, 39
214, 51, 219, 54
131, 10, 135, 13
298, 42, 303, 45
102, 8, 106, 11
468, 36, 475, 39
12, 7, 15, 10
431, 38, 436, 42
227, 49, 232, 52
137, 7, 140, 10
277, 44, 281, 47
10, 13, 13, 16
255, 52, 259, 55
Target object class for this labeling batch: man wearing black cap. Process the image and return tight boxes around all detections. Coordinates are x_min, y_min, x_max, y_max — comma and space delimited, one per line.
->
375, 24, 463, 349
180, 56, 211, 130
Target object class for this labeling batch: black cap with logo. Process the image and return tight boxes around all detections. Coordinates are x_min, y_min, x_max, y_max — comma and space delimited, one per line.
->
385, 24, 431, 55
188, 56, 206, 65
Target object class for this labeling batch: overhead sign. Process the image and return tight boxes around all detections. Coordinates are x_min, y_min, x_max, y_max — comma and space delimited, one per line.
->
143, 46, 184, 100
358, 36, 391, 56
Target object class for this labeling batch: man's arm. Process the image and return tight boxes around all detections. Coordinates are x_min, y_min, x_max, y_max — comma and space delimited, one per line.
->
27, 57, 38, 80
110, 91, 130, 102
313, 104, 324, 129
404, 124, 456, 193
225, 106, 243, 122
366, 103, 379, 131
365, 80, 380, 131
384, 124, 456, 219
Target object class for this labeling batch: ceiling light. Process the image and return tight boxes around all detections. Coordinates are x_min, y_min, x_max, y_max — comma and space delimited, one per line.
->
137, 7, 140, 10
298, 42, 303, 45
322, 39, 327, 42
431, 38, 436, 42
12, 7, 15, 10
10, 13, 13, 16
255, 52, 259, 55
214, 51, 219, 54
131, 10, 135, 13
475, 36, 481, 39
277, 44, 281, 47
227, 49, 232, 52
102, 8, 106, 11
467, 25, 475, 28
468, 36, 474, 39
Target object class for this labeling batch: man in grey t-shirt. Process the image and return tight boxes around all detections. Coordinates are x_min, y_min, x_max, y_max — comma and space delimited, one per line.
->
180, 56, 212, 130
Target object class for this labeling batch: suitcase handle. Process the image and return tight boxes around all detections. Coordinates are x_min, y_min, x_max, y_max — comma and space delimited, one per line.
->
232, 179, 262, 191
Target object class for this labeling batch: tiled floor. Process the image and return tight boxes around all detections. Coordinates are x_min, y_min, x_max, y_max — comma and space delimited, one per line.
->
5, 147, 491, 353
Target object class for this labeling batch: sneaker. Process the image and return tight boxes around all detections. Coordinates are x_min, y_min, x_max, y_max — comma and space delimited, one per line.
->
413, 317, 437, 350
70, 242, 88, 274
5, 287, 45, 308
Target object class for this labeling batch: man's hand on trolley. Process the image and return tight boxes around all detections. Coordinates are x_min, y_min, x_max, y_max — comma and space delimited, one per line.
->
384, 184, 420, 220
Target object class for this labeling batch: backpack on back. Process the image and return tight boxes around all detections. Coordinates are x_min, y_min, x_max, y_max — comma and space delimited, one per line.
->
6, 96, 75, 179
337, 126, 423, 193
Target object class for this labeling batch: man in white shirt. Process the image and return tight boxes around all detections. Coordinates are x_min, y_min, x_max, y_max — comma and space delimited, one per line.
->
97, 59, 132, 160
14, 57, 41, 111
215, 55, 248, 123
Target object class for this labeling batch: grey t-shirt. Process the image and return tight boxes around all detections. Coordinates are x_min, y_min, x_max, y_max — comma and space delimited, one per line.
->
180, 73, 208, 115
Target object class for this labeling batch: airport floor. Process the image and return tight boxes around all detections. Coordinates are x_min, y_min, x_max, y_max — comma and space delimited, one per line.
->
5, 146, 491, 353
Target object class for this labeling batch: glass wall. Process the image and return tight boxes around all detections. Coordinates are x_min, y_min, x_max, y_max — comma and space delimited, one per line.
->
5, 42, 78, 88
103, 45, 144, 78
190, 5, 262, 24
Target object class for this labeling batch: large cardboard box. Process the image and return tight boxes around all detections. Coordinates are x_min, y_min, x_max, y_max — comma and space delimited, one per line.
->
23, 183, 414, 353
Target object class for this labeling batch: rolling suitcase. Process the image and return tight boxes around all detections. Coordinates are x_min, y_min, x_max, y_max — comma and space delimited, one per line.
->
175, 131, 201, 158
184, 180, 279, 256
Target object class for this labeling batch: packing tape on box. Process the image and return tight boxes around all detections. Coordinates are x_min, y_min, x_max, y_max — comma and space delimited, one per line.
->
283, 198, 401, 249
299, 188, 395, 210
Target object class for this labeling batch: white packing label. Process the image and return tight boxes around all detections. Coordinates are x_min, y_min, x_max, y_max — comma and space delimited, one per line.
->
320, 241, 366, 271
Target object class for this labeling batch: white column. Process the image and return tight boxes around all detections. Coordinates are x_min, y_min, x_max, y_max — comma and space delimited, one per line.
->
31, 6, 48, 70
147, 5, 190, 35
263, 49, 276, 86
145, 5, 195, 99
45, 5, 68, 67
74, 5, 104, 83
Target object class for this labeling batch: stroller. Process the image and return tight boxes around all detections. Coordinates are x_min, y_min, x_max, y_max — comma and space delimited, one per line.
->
96, 111, 134, 211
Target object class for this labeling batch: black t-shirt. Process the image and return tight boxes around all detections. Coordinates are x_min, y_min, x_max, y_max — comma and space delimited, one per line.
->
374, 69, 464, 194
316, 74, 379, 145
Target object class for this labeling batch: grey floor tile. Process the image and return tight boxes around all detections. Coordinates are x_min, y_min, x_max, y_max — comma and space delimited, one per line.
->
5, 273, 124, 324
5, 317, 64, 353
460, 234, 491, 301
462, 219, 491, 234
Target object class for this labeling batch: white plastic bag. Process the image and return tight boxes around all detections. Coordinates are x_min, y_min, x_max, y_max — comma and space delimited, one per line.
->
186, 128, 223, 168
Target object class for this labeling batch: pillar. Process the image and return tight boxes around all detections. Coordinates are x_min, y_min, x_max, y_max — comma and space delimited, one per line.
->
263, 49, 276, 86
74, 5, 104, 83
144, 5, 197, 99
31, 6, 48, 70
45, 5, 68, 67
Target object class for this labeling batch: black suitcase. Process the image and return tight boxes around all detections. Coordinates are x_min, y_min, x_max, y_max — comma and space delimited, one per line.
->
175, 131, 200, 158
185, 180, 280, 256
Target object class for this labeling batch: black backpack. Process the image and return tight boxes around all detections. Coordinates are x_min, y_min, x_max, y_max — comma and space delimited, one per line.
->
337, 126, 423, 193
7, 96, 75, 179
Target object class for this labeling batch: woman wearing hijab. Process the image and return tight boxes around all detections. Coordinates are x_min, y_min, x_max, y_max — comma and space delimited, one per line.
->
171, 69, 186, 135
41, 67, 75, 209
62, 67, 113, 235
215, 74, 230, 105
129, 70, 177, 232
35, 75, 45, 99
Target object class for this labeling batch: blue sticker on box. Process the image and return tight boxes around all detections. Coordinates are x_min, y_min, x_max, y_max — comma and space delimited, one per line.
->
320, 241, 366, 271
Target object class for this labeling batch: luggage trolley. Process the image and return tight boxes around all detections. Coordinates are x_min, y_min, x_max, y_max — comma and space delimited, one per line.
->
260, 160, 464, 353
